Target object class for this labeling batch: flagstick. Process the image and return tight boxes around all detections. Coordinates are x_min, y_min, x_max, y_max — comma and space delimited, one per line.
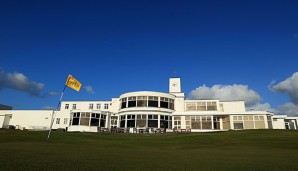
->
47, 85, 67, 140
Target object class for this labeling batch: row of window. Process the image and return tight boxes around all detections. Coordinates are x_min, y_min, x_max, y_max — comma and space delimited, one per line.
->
65, 103, 110, 110
55, 118, 68, 125
120, 96, 175, 110
185, 101, 218, 111
119, 114, 172, 128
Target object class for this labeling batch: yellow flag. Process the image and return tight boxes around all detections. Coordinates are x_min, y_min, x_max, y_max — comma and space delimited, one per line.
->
65, 74, 82, 92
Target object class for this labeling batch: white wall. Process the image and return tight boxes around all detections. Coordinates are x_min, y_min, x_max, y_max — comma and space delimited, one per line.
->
4, 110, 53, 130
220, 101, 246, 113
272, 116, 287, 129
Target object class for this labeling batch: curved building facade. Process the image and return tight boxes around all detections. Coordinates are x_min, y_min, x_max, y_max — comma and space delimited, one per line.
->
2, 77, 294, 132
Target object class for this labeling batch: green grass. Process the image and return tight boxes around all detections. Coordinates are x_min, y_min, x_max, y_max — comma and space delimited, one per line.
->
0, 130, 298, 171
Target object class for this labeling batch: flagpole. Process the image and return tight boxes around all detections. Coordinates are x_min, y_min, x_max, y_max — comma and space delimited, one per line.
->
47, 85, 67, 140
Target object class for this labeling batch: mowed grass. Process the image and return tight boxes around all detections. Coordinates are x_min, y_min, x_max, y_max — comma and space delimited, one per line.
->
0, 130, 298, 171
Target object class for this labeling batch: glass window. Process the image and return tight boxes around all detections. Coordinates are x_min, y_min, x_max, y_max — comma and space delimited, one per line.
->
72, 104, 76, 109
186, 102, 196, 111
89, 104, 93, 109
160, 97, 169, 109
137, 96, 147, 107
65, 104, 69, 109
148, 96, 158, 107
96, 104, 101, 109
128, 97, 137, 108
197, 102, 206, 111
104, 104, 109, 109
64, 118, 68, 125
121, 98, 127, 109
56, 118, 60, 124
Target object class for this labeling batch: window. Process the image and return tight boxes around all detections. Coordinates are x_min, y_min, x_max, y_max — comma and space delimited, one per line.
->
96, 104, 101, 110
148, 96, 158, 107
56, 118, 60, 124
207, 102, 217, 111
120, 115, 126, 127
64, 118, 68, 125
186, 102, 196, 111
197, 102, 206, 111
89, 104, 94, 109
72, 104, 76, 109
173, 116, 181, 129
169, 99, 174, 110
160, 97, 169, 108
71, 112, 80, 125
128, 97, 137, 108
273, 118, 278, 121
127, 115, 136, 128
137, 96, 147, 107
148, 115, 158, 128
136, 115, 147, 127
160, 115, 171, 129
90, 113, 100, 126
121, 98, 127, 109
104, 104, 109, 109
80, 112, 90, 126
65, 104, 69, 109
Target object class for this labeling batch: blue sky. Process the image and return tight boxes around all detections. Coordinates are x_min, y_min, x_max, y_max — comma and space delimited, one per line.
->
0, 0, 298, 115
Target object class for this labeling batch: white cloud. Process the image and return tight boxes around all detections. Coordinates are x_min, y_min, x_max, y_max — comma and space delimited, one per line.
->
84, 85, 95, 94
277, 103, 298, 116
248, 103, 277, 113
0, 69, 57, 98
271, 72, 298, 105
189, 84, 261, 106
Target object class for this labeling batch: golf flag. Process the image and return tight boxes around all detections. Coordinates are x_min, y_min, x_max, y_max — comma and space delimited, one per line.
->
65, 74, 82, 92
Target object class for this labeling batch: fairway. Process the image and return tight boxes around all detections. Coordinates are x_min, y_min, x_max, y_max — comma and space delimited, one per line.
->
0, 130, 297, 171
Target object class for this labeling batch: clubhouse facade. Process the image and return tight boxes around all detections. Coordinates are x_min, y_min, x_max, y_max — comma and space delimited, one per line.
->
1, 78, 297, 132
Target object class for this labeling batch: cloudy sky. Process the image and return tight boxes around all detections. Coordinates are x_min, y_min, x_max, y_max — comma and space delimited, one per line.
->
0, 0, 298, 116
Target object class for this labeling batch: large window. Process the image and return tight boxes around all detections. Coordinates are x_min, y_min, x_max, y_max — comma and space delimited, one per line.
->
128, 97, 137, 108
72, 112, 80, 125
127, 115, 136, 128
160, 115, 171, 129
121, 98, 127, 109
173, 116, 181, 129
191, 116, 201, 129
186, 102, 196, 111
120, 115, 126, 127
207, 102, 217, 111
233, 115, 244, 129
80, 112, 90, 126
148, 115, 158, 127
111, 116, 118, 127
136, 115, 147, 127
90, 113, 100, 126
197, 102, 206, 111
148, 96, 158, 107
100, 114, 106, 127
160, 97, 169, 108
137, 96, 147, 107
202, 116, 212, 129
